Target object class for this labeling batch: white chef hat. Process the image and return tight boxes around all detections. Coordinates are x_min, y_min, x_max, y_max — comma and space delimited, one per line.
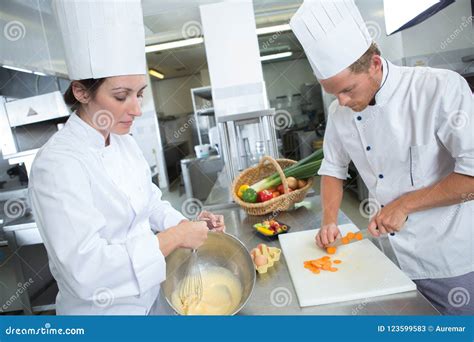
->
290, 0, 372, 80
53, 0, 146, 80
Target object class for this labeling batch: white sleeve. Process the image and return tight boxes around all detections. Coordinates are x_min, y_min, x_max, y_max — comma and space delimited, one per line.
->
318, 101, 351, 180
436, 72, 474, 177
29, 151, 166, 301
148, 184, 187, 233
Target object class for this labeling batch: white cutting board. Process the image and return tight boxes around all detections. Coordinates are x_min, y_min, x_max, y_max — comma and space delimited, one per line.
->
279, 223, 416, 307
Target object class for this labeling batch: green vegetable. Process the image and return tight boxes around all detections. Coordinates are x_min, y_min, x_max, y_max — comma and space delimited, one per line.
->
242, 188, 258, 203
250, 149, 324, 192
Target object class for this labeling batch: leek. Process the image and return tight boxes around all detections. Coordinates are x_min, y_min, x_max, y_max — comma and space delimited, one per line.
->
250, 149, 324, 192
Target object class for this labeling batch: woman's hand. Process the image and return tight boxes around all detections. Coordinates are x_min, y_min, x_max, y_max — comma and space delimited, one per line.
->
315, 223, 341, 248
158, 220, 208, 256
175, 220, 209, 249
197, 210, 225, 232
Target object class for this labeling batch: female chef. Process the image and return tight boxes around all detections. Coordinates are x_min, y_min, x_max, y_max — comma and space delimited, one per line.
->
29, 0, 224, 315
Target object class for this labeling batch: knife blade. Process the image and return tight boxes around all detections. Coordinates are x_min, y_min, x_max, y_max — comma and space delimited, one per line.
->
326, 229, 369, 248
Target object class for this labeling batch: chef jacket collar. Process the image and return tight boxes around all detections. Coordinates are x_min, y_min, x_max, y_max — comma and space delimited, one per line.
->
68, 112, 111, 150
372, 57, 401, 107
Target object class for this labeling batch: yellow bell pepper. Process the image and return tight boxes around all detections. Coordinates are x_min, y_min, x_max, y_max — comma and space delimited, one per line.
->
237, 184, 250, 198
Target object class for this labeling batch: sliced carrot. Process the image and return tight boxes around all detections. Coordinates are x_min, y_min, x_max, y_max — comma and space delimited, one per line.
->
322, 256, 330, 261
333, 259, 342, 264
341, 237, 349, 244
311, 268, 320, 274
346, 232, 355, 240
326, 246, 337, 254
329, 267, 338, 272
322, 264, 331, 271
355, 232, 363, 240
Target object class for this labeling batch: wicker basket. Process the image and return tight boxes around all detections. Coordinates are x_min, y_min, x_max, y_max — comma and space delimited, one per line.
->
232, 156, 313, 216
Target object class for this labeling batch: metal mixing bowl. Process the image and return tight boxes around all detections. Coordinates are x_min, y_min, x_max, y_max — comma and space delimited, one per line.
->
161, 231, 255, 315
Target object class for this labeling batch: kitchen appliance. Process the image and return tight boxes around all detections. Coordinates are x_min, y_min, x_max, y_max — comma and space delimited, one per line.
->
0, 91, 70, 175
279, 223, 416, 307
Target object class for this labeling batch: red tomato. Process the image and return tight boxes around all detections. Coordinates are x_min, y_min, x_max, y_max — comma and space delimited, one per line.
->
257, 190, 273, 202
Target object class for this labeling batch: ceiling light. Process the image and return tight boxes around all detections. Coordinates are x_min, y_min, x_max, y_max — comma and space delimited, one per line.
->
145, 37, 204, 53
256, 23, 291, 35
145, 24, 292, 54
149, 69, 164, 79
2, 65, 33, 73
260, 51, 293, 62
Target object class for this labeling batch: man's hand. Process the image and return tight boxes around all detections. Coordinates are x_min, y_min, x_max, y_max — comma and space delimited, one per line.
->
368, 198, 408, 237
197, 210, 225, 232
315, 223, 342, 248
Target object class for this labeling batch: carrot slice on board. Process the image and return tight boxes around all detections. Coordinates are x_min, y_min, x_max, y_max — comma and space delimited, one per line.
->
329, 267, 338, 272
346, 232, 355, 240
355, 232, 363, 240
333, 259, 342, 264
341, 237, 349, 244
326, 246, 337, 254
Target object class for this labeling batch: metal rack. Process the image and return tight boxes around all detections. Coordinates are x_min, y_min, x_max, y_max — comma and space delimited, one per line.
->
190, 86, 215, 145
217, 108, 279, 183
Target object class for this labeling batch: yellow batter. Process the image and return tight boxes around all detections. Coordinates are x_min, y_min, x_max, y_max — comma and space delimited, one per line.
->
171, 266, 242, 315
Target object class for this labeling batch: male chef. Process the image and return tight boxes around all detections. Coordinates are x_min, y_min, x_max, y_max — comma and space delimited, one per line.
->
290, 0, 473, 314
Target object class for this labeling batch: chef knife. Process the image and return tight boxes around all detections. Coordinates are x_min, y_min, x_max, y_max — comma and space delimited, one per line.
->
326, 229, 369, 248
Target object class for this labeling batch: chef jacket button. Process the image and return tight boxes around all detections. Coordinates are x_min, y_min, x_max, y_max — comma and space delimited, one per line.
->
381, 204, 385, 208
357, 116, 362, 121
366, 146, 371, 151
378, 174, 384, 179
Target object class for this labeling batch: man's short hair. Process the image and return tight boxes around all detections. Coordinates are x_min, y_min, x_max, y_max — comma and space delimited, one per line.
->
348, 42, 381, 73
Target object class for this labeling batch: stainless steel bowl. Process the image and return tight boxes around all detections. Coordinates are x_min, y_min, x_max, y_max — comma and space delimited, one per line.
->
161, 231, 255, 315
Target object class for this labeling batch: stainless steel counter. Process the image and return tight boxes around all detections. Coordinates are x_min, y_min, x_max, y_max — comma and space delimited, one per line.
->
162, 195, 439, 315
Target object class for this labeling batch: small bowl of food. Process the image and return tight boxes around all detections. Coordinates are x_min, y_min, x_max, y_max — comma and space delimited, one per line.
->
253, 219, 290, 238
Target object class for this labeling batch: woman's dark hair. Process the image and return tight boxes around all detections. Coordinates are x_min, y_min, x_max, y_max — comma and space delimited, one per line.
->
63, 78, 106, 112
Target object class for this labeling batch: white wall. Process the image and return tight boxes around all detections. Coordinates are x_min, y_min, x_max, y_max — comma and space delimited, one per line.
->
356, 0, 405, 63
400, 0, 473, 57
262, 58, 317, 100
151, 74, 204, 117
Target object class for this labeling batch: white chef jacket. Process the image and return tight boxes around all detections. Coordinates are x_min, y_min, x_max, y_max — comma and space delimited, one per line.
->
319, 58, 473, 280
29, 113, 186, 315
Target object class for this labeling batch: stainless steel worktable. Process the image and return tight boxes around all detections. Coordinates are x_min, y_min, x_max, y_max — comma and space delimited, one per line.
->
161, 195, 439, 315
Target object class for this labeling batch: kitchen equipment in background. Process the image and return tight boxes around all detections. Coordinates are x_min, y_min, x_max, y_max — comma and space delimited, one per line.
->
208, 126, 220, 154
0, 91, 70, 175
181, 155, 224, 201
217, 109, 279, 182
194, 144, 211, 158
162, 231, 255, 315
191, 86, 216, 146
279, 223, 416, 307
200, 1, 278, 183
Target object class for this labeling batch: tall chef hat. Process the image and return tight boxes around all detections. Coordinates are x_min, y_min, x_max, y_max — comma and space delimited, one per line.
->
53, 0, 146, 80
290, 0, 372, 80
